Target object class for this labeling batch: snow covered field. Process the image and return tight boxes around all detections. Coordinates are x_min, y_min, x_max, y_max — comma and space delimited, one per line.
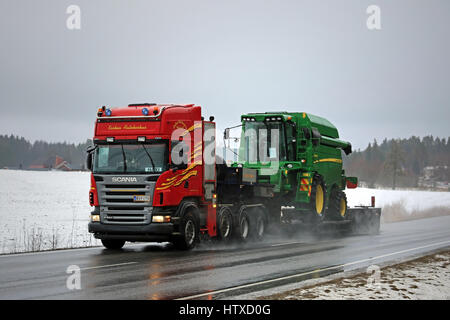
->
0, 170, 449, 254
0, 170, 98, 254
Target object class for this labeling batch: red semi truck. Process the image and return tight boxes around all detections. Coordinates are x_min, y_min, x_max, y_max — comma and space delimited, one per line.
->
87, 103, 380, 250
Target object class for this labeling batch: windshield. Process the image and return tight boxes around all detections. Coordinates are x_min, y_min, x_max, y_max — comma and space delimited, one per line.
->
239, 121, 286, 163
93, 143, 168, 174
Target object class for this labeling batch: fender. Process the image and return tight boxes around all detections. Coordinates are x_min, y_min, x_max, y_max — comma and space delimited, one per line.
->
174, 199, 201, 221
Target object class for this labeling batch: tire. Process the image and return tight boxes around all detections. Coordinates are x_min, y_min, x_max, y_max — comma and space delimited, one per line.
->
217, 207, 233, 242
173, 210, 199, 250
309, 175, 326, 221
249, 207, 266, 241
236, 209, 250, 242
326, 188, 348, 220
101, 239, 125, 250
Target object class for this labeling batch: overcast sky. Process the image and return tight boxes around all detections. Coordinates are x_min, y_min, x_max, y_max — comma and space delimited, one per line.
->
0, 0, 449, 149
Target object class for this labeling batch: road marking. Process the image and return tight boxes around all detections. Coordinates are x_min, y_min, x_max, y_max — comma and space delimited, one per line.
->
80, 261, 137, 271
270, 242, 304, 247
176, 239, 450, 300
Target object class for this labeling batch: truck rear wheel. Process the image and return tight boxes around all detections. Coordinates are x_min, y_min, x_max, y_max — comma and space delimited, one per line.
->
236, 210, 250, 242
217, 207, 233, 241
249, 207, 266, 241
101, 239, 125, 250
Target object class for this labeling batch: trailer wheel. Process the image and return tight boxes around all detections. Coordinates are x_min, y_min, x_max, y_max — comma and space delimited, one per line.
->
309, 175, 326, 221
173, 210, 199, 250
217, 207, 233, 241
101, 239, 125, 250
327, 188, 347, 220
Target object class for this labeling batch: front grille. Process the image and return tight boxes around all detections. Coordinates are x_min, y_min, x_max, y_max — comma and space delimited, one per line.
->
104, 184, 147, 189
95, 175, 156, 225
105, 191, 146, 196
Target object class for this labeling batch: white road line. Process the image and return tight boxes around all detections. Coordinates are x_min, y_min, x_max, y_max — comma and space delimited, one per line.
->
270, 242, 303, 247
80, 261, 137, 271
176, 239, 450, 300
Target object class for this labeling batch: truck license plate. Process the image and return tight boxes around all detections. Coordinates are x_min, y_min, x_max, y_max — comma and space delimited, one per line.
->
133, 195, 150, 202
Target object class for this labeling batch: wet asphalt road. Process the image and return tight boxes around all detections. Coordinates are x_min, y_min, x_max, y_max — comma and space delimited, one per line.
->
1, 215, 450, 300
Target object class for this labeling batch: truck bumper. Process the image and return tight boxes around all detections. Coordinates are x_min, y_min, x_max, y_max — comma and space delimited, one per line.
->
88, 222, 175, 242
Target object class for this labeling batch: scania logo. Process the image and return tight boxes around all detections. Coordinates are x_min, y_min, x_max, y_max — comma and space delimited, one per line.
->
112, 177, 138, 183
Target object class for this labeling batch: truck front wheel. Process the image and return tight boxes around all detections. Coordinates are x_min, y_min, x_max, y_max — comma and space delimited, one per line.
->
101, 239, 125, 250
173, 210, 199, 250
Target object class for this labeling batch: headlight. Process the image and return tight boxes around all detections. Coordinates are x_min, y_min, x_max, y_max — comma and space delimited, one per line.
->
91, 215, 100, 222
152, 215, 171, 223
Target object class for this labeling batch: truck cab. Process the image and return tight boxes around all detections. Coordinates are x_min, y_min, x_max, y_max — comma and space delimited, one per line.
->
87, 104, 217, 249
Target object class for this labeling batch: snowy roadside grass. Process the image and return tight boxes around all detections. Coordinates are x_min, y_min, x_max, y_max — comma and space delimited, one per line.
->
261, 250, 450, 300
0, 170, 100, 254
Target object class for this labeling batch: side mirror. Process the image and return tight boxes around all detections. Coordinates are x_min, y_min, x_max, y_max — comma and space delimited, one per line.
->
86, 152, 93, 171
224, 128, 230, 140
86, 145, 96, 171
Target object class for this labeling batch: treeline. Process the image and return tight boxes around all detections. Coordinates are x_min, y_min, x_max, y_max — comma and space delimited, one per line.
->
344, 135, 450, 189
0, 135, 92, 169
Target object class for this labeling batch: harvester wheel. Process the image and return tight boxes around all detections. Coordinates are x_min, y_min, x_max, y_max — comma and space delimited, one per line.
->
327, 188, 348, 220
309, 175, 326, 221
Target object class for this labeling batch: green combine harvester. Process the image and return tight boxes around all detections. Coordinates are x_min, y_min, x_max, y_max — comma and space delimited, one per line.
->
218, 111, 378, 239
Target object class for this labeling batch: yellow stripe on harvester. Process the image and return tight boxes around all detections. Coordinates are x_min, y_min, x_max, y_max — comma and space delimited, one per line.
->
313, 158, 343, 164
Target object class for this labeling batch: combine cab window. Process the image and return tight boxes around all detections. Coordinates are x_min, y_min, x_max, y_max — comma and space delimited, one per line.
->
93, 143, 168, 174
239, 122, 286, 164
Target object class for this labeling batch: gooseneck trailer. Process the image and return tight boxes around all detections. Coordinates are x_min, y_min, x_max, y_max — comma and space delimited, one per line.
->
87, 103, 380, 250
